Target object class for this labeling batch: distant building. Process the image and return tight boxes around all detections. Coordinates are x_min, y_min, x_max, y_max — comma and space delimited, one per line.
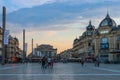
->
59, 49, 73, 59
35, 44, 57, 58
73, 13, 120, 63
28, 44, 57, 61
6, 35, 22, 62
0, 27, 22, 63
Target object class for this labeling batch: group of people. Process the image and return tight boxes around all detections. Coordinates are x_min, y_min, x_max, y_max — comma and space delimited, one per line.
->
41, 57, 54, 69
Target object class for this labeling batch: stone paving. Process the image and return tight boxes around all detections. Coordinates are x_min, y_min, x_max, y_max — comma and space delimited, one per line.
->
0, 63, 120, 80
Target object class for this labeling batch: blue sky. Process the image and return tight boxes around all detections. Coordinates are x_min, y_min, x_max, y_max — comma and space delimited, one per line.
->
0, 0, 120, 54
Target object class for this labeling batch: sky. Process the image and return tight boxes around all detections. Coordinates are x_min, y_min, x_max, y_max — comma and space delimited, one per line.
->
0, 0, 120, 55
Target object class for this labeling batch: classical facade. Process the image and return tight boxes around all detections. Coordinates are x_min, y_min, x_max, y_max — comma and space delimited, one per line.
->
34, 44, 57, 58
73, 13, 120, 63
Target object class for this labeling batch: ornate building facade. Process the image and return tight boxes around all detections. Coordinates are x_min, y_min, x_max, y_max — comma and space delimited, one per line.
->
73, 21, 95, 59
34, 44, 57, 58
73, 13, 120, 63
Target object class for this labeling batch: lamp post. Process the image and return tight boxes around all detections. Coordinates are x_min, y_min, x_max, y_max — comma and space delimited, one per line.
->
1, 6, 6, 65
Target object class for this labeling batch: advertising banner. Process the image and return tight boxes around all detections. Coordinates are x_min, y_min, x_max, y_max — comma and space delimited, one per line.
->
4, 30, 9, 45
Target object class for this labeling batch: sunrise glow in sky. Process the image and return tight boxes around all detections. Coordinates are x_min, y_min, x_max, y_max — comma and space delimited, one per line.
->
0, 0, 120, 55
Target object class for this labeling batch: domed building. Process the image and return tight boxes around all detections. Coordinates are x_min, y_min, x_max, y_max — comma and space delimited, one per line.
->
99, 13, 116, 28
94, 13, 120, 63
73, 13, 120, 63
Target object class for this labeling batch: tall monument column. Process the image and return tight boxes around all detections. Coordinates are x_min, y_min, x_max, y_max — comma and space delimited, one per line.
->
32, 38, 33, 56
23, 29, 26, 63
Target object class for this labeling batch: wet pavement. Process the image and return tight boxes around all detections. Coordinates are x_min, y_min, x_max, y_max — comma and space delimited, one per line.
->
0, 63, 120, 80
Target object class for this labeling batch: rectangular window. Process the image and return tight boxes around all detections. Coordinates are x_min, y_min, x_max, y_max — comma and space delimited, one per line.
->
117, 36, 120, 41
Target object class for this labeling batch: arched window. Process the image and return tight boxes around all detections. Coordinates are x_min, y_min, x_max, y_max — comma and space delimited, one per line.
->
100, 37, 109, 49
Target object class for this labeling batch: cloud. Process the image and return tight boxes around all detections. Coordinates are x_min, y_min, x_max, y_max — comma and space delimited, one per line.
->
5, 3, 120, 34
0, 0, 119, 39
0, 0, 56, 13
0, 0, 120, 14
10, 0, 55, 8
1, 0, 120, 13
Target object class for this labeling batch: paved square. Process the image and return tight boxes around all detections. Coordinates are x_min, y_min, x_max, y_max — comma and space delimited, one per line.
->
0, 63, 120, 80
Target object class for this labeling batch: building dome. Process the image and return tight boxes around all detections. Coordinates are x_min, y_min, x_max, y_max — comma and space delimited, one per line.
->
99, 13, 116, 28
86, 20, 95, 31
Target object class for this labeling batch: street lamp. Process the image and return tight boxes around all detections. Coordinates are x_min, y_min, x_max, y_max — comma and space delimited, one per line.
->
1, 6, 6, 65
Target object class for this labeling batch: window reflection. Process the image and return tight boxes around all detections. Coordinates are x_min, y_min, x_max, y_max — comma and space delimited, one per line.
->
100, 37, 109, 49
101, 20, 108, 26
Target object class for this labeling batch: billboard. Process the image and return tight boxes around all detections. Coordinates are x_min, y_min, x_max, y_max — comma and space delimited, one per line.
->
4, 30, 9, 45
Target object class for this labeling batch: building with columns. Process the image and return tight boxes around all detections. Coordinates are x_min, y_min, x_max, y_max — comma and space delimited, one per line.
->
35, 44, 57, 58
28, 44, 57, 59
73, 13, 120, 63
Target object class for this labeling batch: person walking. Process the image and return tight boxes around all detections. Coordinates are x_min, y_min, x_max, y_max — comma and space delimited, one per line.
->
41, 57, 47, 69
97, 60, 100, 67
81, 58, 84, 67
47, 57, 51, 68
95, 56, 100, 67
50, 58, 54, 68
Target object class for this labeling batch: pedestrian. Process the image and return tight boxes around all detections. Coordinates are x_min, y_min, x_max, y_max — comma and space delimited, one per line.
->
48, 57, 51, 68
44, 57, 48, 68
94, 58, 97, 67
95, 56, 100, 67
50, 58, 54, 68
41, 57, 46, 69
97, 60, 100, 67
81, 58, 84, 67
